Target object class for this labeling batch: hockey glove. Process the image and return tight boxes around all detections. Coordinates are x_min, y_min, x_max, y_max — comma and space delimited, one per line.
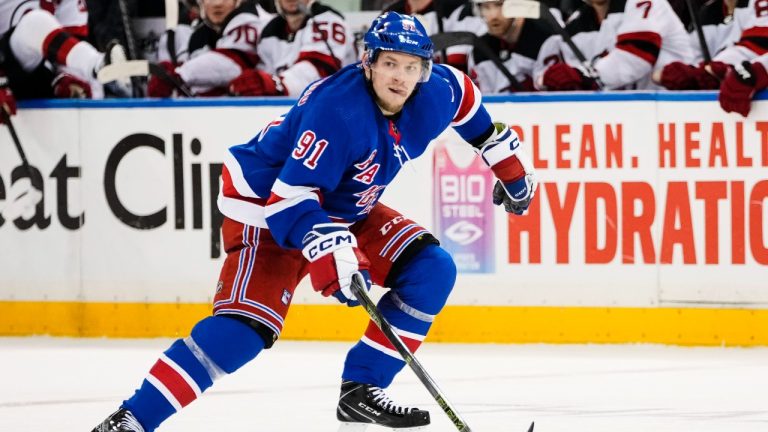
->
147, 61, 183, 97
493, 175, 536, 215
542, 62, 598, 91
659, 61, 699, 90
479, 122, 537, 215
302, 223, 371, 306
52, 73, 92, 99
229, 69, 285, 96
719, 61, 768, 118
0, 72, 17, 123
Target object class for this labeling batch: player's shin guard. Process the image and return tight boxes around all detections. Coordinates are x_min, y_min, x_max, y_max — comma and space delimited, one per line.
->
342, 245, 457, 388
121, 315, 264, 431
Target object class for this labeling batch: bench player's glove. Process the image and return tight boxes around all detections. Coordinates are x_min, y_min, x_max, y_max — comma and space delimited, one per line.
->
0, 72, 16, 123
719, 60, 768, 117
543, 62, 598, 91
52, 73, 92, 99
479, 122, 537, 215
660, 61, 729, 90
229, 69, 285, 96
302, 223, 371, 306
148, 61, 184, 97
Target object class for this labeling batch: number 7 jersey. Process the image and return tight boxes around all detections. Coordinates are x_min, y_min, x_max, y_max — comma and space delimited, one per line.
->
219, 62, 494, 249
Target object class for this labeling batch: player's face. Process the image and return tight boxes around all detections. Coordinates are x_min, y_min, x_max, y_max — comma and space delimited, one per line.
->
366, 51, 424, 115
478, 1, 512, 37
279, 0, 309, 15
202, 0, 238, 26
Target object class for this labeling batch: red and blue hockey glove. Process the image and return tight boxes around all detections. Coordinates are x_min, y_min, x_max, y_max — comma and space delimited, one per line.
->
719, 60, 768, 118
0, 72, 17, 124
148, 61, 184, 97
302, 223, 372, 306
479, 122, 537, 215
52, 73, 92, 99
229, 69, 285, 96
543, 62, 598, 91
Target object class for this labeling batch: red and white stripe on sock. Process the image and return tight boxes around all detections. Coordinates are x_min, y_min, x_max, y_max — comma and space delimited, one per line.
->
146, 354, 203, 411
360, 320, 425, 359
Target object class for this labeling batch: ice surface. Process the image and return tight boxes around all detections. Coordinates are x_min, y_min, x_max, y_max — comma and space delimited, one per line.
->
1, 338, 766, 431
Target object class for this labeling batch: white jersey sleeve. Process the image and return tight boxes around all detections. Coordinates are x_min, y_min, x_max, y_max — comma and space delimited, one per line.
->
259, 5, 356, 96
51, 0, 87, 38
714, 0, 768, 65
157, 24, 194, 64
593, 0, 693, 89
177, 9, 271, 92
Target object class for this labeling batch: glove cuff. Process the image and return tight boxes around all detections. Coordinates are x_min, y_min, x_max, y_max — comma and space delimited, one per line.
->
301, 223, 357, 261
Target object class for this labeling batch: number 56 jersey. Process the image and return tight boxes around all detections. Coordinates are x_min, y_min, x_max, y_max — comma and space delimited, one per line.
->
219, 62, 494, 249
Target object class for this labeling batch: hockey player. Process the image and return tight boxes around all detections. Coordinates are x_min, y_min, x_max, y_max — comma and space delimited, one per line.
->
469, 0, 556, 93
0, 0, 128, 100
384, 0, 487, 72
227, 0, 356, 97
718, 53, 768, 116
91, 11, 536, 432
659, 0, 768, 90
148, 0, 272, 97
537, 0, 695, 90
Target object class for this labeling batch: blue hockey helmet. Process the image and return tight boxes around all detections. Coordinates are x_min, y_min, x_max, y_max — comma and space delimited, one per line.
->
363, 12, 434, 82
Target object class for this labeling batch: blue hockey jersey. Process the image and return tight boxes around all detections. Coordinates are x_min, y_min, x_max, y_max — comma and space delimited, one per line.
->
219, 62, 494, 249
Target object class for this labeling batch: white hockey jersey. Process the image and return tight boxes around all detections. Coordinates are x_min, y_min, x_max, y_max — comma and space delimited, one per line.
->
712, 0, 768, 64
1, 0, 86, 40
684, 0, 733, 63
536, 0, 695, 90
469, 18, 555, 93
257, 2, 356, 96
384, 0, 487, 72
173, 4, 273, 95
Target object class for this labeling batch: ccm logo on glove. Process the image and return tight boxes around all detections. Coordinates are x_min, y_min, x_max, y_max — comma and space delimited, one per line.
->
304, 232, 356, 260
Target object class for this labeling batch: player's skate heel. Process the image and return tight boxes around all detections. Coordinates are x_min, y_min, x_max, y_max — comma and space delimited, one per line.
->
336, 380, 430, 430
91, 407, 145, 432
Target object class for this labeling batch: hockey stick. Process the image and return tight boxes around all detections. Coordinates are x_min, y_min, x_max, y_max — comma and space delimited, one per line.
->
97, 60, 194, 97
165, 0, 180, 65
349, 273, 473, 431
349, 274, 535, 432
117, 0, 139, 60
685, 0, 712, 63
431, 31, 523, 91
116, 0, 144, 97
504, 0, 605, 89
1, 108, 43, 213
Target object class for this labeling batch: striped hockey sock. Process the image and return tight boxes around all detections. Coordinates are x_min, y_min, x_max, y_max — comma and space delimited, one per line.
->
123, 315, 264, 431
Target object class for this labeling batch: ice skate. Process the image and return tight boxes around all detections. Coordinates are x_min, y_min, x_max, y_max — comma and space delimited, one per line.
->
336, 380, 430, 430
91, 408, 145, 432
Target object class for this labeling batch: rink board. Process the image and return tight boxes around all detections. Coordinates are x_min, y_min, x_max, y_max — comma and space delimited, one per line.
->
0, 92, 767, 345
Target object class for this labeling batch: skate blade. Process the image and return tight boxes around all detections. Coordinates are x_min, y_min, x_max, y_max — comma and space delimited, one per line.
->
338, 423, 368, 432
337, 423, 427, 431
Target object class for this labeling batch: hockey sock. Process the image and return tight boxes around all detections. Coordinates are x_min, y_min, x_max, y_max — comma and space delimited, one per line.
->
123, 315, 265, 431
10, 9, 101, 77
343, 245, 457, 387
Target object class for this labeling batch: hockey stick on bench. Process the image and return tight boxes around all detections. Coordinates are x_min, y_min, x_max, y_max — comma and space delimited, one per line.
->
503, 0, 605, 89
431, 31, 524, 91
97, 60, 194, 97
1, 108, 43, 215
349, 273, 474, 431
